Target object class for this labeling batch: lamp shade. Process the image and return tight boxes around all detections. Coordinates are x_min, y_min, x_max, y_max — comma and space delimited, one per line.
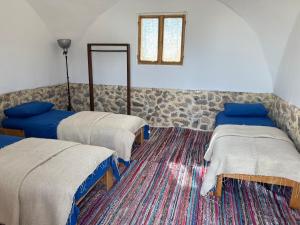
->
57, 39, 71, 50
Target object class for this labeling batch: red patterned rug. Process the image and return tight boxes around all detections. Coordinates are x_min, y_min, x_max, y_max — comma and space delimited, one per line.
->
78, 127, 300, 225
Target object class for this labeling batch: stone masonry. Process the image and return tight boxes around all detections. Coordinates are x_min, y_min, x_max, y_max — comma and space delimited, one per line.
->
0, 83, 299, 151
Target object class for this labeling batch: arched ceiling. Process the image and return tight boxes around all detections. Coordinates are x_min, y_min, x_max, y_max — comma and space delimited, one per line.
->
25, 0, 121, 39
25, 0, 300, 86
218, 0, 300, 82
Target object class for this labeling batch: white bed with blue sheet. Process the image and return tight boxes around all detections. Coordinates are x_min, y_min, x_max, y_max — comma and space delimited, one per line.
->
0, 135, 120, 225
2, 108, 74, 139
202, 103, 300, 209
2, 101, 148, 165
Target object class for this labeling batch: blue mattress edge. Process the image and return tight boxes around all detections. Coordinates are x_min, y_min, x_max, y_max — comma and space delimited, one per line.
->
67, 156, 120, 225
2, 109, 74, 139
0, 134, 23, 148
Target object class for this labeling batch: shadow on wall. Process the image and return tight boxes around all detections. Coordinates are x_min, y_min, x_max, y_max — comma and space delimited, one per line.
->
274, 12, 300, 108
270, 96, 300, 150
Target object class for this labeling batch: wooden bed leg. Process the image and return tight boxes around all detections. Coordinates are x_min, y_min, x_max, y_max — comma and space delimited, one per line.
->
135, 128, 144, 145
290, 183, 300, 209
104, 169, 114, 191
118, 162, 126, 168
215, 175, 223, 198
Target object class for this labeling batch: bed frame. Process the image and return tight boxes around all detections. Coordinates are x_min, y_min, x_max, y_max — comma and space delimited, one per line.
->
216, 174, 300, 209
0, 127, 25, 137
77, 168, 114, 205
135, 127, 144, 145
0, 126, 145, 145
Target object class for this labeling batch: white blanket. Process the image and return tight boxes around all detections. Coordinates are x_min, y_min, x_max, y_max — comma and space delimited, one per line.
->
57, 111, 147, 161
0, 138, 116, 225
201, 125, 300, 196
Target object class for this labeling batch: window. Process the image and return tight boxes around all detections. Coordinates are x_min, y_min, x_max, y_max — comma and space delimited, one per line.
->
138, 15, 186, 65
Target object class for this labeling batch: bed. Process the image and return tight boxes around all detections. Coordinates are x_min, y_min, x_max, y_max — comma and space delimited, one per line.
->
202, 103, 300, 209
0, 136, 120, 225
2, 101, 148, 165
201, 103, 300, 209
2, 109, 74, 139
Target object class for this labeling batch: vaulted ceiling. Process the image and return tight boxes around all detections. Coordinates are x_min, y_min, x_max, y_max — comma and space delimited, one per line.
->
26, 0, 121, 39
25, 0, 300, 84
218, 0, 300, 82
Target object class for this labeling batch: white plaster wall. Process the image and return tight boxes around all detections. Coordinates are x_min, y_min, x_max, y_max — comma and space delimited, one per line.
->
0, 0, 65, 94
69, 0, 273, 93
218, 0, 300, 84
3, 0, 299, 99
274, 13, 300, 107
26, 0, 121, 39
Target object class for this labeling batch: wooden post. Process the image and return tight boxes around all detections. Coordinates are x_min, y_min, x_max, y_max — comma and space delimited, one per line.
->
87, 44, 95, 111
215, 175, 223, 198
290, 183, 300, 209
135, 128, 144, 145
87, 43, 131, 113
104, 169, 114, 191
126, 44, 131, 115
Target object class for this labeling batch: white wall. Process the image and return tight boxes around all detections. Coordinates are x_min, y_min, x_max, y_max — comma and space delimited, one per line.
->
0, 0, 65, 94
70, 0, 273, 93
3, 0, 299, 100
274, 13, 300, 107
218, 0, 300, 84
26, 0, 121, 39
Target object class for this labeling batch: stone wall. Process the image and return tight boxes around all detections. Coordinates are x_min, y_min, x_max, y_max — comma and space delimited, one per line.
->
71, 83, 300, 150
270, 96, 300, 150
0, 84, 68, 122
1, 83, 299, 151
70, 83, 274, 131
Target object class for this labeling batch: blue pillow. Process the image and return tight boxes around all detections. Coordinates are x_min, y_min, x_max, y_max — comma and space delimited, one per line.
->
224, 103, 268, 117
4, 101, 54, 118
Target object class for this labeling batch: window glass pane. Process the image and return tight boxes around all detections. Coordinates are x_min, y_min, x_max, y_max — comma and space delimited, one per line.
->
162, 17, 183, 62
140, 18, 159, 61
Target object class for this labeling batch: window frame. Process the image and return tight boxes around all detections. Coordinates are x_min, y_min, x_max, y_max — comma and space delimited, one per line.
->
138, 14, 186, 65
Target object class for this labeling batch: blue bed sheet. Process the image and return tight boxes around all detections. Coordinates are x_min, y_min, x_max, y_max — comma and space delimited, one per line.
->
0, 137, 120, 225
2, 109, 145, 165
215, 111, 276, 127
67, 156, 120, 225
0, 134, 23, 148
2, 109, 74, 139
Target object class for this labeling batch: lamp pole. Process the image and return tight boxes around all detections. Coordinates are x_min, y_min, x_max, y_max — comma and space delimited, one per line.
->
57, 39, 72, 111
64, 50, 72, 111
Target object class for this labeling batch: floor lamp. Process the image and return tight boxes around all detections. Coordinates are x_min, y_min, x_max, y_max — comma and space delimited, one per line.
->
57, 39, 72, 111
